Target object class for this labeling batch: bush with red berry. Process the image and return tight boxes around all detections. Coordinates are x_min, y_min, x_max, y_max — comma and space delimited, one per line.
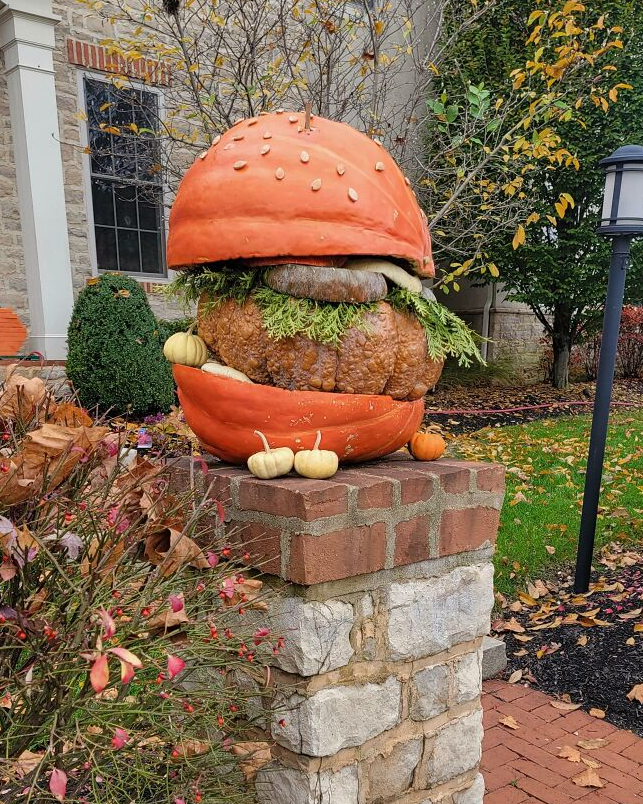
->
0, 366, 278, 803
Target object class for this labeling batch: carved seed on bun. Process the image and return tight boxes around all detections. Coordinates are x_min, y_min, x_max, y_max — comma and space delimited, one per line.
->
167, 111, 481, 401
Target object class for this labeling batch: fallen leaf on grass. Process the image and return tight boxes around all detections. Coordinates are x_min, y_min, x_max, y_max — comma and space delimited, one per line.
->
626, 684, 643, 704
508, 669, 523, 684
558, 746, 581, 762
545, 545, 556, 555
500, 715, 520, 730
577, 738, 609, 750
573, 768, 604, 788
551, 700, 582, 712
589, 708, 606, 719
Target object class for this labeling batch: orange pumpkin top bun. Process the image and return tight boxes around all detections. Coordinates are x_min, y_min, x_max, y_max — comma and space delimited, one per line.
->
167, 111, 434, 278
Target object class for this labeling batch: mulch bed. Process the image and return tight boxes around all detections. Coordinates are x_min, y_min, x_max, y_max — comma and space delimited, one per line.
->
495, 549, 643, 736
424, 378, 643, 435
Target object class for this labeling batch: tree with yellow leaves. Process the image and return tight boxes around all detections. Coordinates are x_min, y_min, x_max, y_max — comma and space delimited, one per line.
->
441, 0, 643, 387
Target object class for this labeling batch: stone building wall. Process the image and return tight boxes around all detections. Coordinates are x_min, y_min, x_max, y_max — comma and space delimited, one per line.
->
443, 279, 546, 382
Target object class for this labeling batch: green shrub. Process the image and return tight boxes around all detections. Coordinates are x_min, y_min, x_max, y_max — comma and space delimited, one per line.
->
67, 274, 175, 416
157, 315, 193, 344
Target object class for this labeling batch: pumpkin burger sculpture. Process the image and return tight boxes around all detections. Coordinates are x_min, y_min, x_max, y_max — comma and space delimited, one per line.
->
167, 110, 479, 465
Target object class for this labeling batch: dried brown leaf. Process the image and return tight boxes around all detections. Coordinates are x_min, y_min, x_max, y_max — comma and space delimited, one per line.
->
499, 715, 520, 730
589, 708, 606, 719
573, 768, 604, 788
558, 746, 581, 763
231, 742, 272, 782
144, 526, 209, 576
550, 700, 582, 712
626, 684, 643, 704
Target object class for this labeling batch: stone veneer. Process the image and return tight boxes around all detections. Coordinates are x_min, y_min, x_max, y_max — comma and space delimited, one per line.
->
171, 453, 504, 804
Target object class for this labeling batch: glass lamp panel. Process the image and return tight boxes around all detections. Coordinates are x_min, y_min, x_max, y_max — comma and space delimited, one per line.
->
615, 165, 643, 227
601, 170, 616, 224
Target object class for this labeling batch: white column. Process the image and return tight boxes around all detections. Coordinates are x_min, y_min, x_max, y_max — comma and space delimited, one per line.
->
0, 0, 74, 359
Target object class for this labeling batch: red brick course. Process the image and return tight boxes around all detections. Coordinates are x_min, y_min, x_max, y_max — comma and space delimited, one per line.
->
67, 38, 171, 85
288, 523, 387, 585
439, 506, 501, 557
483, 682, 643, 803
169, 454, 504, 585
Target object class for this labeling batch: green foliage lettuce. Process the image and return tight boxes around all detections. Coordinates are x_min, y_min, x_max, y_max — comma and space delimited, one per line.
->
67, 273, 175, 416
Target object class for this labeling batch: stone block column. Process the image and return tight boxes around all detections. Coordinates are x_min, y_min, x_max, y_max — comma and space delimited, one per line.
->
174, 454, 504, 804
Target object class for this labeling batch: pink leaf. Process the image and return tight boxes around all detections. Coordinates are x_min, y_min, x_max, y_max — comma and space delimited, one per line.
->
169, 594, 184, 613
90, 654, 110, 693
213, 498, 224, 524
206, 551, 219, 568
0, 564, 17, 581
118, 660, 135, 685
108, 647, 142, 668
49, 768, 67, 802
99, 607, 116, 638
167, 654, 186, 679
111, 727, 129, 750
174, 799, 186, 804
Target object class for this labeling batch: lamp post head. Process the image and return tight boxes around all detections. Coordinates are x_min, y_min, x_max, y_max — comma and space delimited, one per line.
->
598, 144, 643, 237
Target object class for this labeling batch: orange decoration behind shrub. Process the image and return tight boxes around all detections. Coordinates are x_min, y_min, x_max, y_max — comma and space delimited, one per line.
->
408, 432, 446, 462
167, 112, 434, 277
0, 309, 27, 356
173, 365, 424, 464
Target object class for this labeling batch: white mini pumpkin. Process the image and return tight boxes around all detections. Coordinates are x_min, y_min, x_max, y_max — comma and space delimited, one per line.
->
163, 326, 208, 367
294, 431, 339, 479
247, 430, 295, 480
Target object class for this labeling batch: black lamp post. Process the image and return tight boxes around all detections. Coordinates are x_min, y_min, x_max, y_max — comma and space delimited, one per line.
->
573, 145, 643, 594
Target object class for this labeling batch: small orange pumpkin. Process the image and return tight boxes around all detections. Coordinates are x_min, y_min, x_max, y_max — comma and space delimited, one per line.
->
408, 432, 446, 461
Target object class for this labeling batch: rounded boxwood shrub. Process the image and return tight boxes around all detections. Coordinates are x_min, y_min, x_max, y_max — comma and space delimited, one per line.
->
67, 273, 175, 416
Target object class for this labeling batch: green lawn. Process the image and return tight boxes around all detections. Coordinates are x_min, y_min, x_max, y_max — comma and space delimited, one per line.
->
448, 411, 643, 597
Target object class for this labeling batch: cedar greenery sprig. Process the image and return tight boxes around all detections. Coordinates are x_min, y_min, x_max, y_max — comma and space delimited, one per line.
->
387, 287, 483, 366
252, 285, 373, 345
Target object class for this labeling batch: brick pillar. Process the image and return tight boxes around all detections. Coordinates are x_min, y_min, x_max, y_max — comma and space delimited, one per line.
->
173, 454, 504, 804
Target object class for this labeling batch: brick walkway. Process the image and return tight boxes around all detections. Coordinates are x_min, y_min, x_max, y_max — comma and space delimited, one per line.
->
482, 680, 643, 804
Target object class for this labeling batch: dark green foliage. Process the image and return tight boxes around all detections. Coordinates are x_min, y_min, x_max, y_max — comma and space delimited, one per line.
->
157, 315, 193, 343
67, 273, 175, 415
